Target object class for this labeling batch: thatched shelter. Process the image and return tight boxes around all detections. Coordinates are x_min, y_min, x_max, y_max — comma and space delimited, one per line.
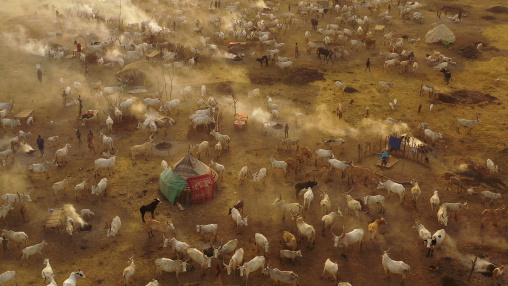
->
425, 24, 456, 44
115, 61, 157, 87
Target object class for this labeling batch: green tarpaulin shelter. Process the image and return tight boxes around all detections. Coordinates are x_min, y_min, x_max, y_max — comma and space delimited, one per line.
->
159, 153, 218, 205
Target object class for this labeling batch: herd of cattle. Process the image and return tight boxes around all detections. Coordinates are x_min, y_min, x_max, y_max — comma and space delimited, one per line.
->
0, 0, 506, 285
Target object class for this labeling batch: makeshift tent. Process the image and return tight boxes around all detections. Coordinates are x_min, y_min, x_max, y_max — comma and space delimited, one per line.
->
159, 153, 218, 205
388, 136, 403, 150
425, 24, 456, 44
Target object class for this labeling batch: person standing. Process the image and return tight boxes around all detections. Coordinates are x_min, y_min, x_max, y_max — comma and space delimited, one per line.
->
62, 90, 67, 106
36, 135, 44, 156
365, 58, 371, 71
85, 64, 89, 77
76, 129, 82, 146
37, 68, 42, 83
294, 43, 299, 58
2, 236, 11, 257
77, 95, 83, 119
284, 124, 289, 139
87, 130, 95, 154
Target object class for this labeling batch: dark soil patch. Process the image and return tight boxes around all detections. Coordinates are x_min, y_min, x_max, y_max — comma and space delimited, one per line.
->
155, 142, 172, 150
486, 6, 508, 14
458, 46, 480, 59
481, 15, 496, 20
436, 90, 497, 104
214, 81, 234, 94
281, 68, 325, 85
344, 87, 358, 93
249, 68, 325, 85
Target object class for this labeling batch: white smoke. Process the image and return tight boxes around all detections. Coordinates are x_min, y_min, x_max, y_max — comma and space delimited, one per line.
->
2, 26, 49, 57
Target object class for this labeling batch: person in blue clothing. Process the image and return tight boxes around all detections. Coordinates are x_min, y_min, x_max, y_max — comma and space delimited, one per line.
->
378, 150, 389, 167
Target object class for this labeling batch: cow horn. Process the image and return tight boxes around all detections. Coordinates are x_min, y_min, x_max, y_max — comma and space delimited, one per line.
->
330, 223, 337, 237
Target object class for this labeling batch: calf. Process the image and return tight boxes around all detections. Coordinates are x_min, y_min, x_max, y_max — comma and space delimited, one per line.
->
140, 198, 161, 223
147, 219, 175, 238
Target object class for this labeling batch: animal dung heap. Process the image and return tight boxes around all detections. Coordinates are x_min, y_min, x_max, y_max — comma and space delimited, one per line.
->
159, 153, 218, 205
425, 24, 456, 44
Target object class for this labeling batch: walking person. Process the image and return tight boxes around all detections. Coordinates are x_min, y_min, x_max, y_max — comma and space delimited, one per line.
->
36, 135, 44, 156
365, 58, 371, 71
87, 130, 95, 154
294, 43, 299, 58
37, 68, 42, 83
284, 124, 289, 139
75, 129, 82, 146
85, 64, 89, 77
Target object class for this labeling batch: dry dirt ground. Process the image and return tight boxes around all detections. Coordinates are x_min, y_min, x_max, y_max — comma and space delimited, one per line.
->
1, 0, 508, 285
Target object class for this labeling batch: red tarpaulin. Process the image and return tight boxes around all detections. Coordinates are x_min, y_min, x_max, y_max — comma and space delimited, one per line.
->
187, 173, 215, 203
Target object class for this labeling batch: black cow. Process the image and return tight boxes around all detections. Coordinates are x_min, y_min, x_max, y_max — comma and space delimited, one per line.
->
311, 18, 319, 31
317, 48, 334, 64
256, 55, 269, 67
440, 68, 452, 85
295, 181, 318, 198
140, 198, 161, 223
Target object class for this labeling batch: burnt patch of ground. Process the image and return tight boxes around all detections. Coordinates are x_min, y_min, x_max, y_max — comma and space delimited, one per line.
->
281, 68, 325, 85
481, 15, 496, 20
249, 67, 325, 85
436, 90, 497, 104
459, 46, 480, 59
344, 86, 358, 93
486, 6, 508, 14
